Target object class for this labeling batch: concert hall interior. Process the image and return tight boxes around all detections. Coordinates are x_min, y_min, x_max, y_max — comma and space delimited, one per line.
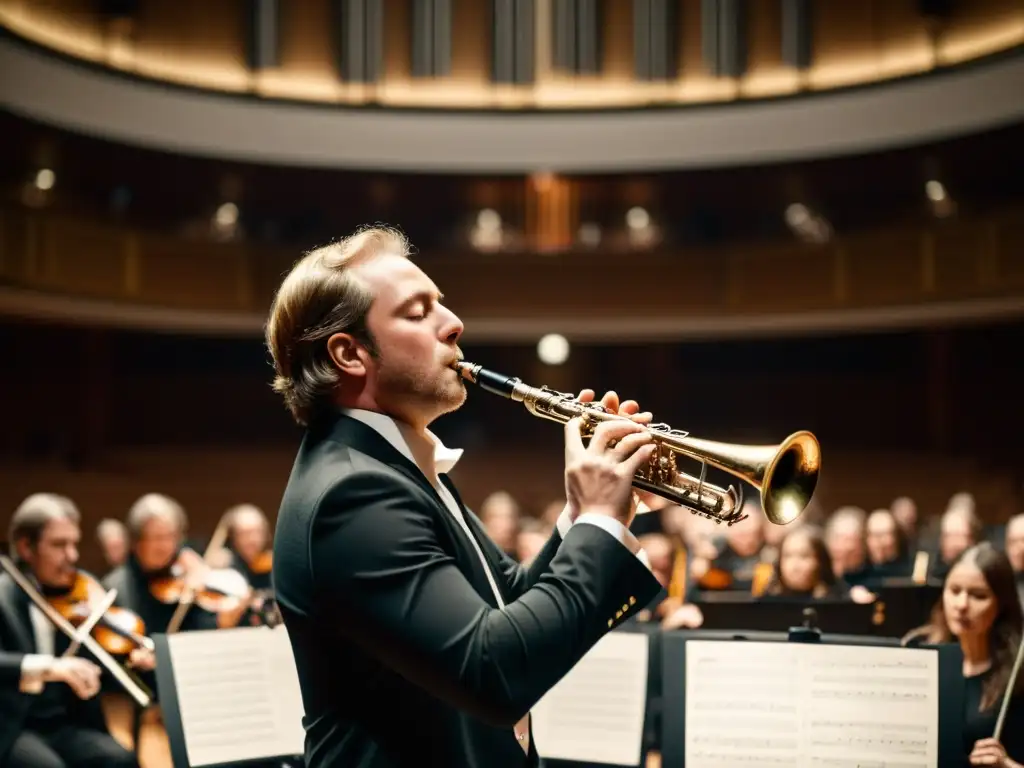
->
1, 1, 1023, 767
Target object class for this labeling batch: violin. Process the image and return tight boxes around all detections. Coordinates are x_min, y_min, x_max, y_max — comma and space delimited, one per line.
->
148, 547, 251, 615
247, 549, 272, 576
48, 570, 152, 656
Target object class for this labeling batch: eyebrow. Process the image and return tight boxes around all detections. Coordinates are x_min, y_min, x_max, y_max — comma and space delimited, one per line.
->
397, 290, 443, 309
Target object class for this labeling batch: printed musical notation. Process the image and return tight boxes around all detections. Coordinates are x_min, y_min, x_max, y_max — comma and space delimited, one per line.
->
684, 641, 940, 768
167, 626, 305, 767
532, 632, 649, 766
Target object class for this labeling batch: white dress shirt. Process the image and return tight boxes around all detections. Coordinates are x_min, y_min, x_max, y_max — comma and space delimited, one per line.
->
342, 408, 651, 755
19, 604, 57, 694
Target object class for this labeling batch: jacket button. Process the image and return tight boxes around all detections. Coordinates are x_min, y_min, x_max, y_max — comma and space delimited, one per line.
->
629, 595, 636, 605
608, 619, 613, 628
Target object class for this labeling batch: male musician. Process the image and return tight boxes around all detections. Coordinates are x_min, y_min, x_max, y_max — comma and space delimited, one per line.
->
103, 493, 237, 637
221, 504, 279, 626
267, 226, 662, 767
0, 493, 138, 768
95, 519, 128, 575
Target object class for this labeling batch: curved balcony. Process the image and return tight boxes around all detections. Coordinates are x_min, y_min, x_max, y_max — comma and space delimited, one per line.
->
1, 203, 1021, 341
3, 2, 1024, 171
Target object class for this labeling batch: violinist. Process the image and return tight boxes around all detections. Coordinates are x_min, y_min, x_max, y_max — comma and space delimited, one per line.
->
95, 519, 128, 576
0, 493, 138, 768
103, 493, 249, 640
220, 504, 279, 627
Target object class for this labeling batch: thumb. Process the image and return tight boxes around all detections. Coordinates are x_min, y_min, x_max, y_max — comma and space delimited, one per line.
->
564, 417, 585, 463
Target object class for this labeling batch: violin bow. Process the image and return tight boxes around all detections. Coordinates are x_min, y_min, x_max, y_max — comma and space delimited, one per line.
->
0, 556, 152, 708
165, 516, 231, 634
995, 633, 1024, 742
62, 587, 118, 657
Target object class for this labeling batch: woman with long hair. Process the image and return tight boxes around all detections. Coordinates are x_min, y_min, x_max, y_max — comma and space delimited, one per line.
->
762, 525, 846, 599
903, 542, 1024, 766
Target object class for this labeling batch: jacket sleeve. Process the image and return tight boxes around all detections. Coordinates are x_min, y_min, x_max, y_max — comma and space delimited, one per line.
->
311, 471, 662, 728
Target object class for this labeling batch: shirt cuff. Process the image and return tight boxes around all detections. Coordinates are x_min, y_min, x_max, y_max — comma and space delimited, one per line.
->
20, 654, 53, 694
574, 513, 652, 571
555, 506, 573, 538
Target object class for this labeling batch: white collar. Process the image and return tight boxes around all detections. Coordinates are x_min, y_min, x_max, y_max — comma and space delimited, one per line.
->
341, 408, 464, 478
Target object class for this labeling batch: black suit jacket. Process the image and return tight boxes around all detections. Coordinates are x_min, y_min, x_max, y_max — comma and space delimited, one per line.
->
273, 413, 661, 768
0, 573, 110, 764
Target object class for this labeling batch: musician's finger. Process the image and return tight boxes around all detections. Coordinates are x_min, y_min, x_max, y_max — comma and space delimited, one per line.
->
599, 391, 620, 413
608, 432, 655, 462
632, 411, 654, 425
589, 419, 646, 453
577, 389, 595, 403
622, 443, 658, 478
563, 417, 587, 461
618, 399, 640, 415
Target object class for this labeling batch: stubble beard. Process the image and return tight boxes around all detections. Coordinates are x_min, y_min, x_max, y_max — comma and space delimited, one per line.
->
378, 358, 467, 423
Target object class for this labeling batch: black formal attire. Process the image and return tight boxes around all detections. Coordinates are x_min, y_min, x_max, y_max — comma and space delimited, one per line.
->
103, 555, 220, 636
273, 409, 661, 768
227, 549, 278, 627
103, 554, 219, 700
0, 572, 137, 768
962, 668, 1024, 765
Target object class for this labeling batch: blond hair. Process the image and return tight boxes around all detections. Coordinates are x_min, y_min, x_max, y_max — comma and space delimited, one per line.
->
265, 226, 411, 426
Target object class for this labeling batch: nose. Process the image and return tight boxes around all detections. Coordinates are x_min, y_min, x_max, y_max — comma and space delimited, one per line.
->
439, 305, 463, 345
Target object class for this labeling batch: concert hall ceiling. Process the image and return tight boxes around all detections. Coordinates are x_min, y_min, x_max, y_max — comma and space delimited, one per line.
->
2, 1, 1023, 170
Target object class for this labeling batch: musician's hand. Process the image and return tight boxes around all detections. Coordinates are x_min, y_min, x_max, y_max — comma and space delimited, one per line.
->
128, 647, 156, 672
45, 657, 102, 700
969, 737, 1013, 766
577, 389, 653, 425
661, 603, 705, 631
849, 585, 876, 604
564, 417, 656, 526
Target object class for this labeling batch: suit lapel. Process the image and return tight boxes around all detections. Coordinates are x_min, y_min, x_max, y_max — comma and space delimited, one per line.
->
0, 574, 36, 652
327, 414, 505, 607
439, 475, 511, 606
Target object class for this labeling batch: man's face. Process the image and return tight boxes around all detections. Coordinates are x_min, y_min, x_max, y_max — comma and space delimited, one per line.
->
19, 517, 79, 588
940, 515, 975, 564
135, 517, 181, 572
865, 511, 899, 564
1005, 518, 1024, 572
232, 511, 268, 562
826, 521, 865, 575
100, 531, 128, 567
355, 254, 466, 427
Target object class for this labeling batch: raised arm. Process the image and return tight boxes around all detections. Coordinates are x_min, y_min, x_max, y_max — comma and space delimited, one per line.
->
314, 418, 660, 728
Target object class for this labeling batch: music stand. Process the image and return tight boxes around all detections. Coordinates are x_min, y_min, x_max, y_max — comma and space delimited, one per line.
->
695, 596, 878, 635
540, 622, 659, 768
873, 580, 943, 638
660, 632, 964, 768
153, 629, 304, 768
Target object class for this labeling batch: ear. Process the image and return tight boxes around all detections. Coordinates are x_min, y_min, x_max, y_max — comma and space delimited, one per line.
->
327, 333, 369, 377
14, 537, 33, 564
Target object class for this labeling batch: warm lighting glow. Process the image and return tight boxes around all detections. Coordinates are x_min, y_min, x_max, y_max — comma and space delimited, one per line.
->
34, 168, 55, 191
537, 334, 570, 366
577, 223, 601, 247
215, 202, 239, 227
925, 180, 947, 202
626, 207, 650, 231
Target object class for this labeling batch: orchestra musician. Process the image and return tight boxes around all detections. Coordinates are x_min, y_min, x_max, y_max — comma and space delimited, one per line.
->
218, 504, 279, 627
94, 520, 129, 576
0, 493, 138, 768
761, 525, 846, 599
103, 493, 251, 646
904, 543, 1024, 766
266, 227, 662, 767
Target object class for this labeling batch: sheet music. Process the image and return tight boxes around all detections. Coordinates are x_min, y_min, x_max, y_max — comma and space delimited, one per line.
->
166, 625, 305, 766
531, 631, 649, 766
685, 640, 939, 768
